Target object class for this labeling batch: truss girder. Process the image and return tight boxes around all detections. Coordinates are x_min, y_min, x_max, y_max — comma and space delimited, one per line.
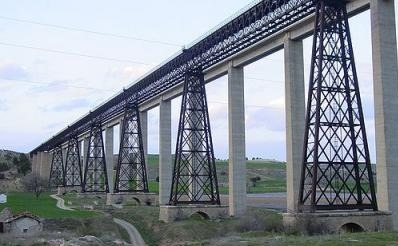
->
64, 137, 83, 187
33, 0, 322, 153
298, 0, 377, 212
49, 146, 65, 187
82, 123, 109, 193
114, 105, 149, 193
170, 71, 220, 205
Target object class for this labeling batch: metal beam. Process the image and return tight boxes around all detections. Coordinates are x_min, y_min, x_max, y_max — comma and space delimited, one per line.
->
31, 0, 369, 154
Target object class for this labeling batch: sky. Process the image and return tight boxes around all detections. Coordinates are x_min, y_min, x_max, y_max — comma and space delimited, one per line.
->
0, 1, 396, 162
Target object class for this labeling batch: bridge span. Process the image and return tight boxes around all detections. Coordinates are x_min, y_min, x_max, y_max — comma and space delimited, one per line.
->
30, 0, 398, 231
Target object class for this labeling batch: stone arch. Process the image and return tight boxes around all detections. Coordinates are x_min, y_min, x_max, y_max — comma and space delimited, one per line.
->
339, 222, 365, 233
132, 197, 141, 205
190, 211, 210, 220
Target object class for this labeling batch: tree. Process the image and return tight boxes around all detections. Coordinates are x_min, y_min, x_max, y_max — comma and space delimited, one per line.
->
17, 154, 31, 176
21, 174, 48, 199
250, 176, 261, 187
0, 162, 9, 172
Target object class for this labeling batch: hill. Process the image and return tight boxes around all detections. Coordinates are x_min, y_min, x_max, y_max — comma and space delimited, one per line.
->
146, 154, 287, 194
0, 149, 31, 192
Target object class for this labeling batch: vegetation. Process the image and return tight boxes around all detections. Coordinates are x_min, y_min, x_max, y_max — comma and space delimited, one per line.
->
111, 206, 282, 246
13, 153, 31, 176
0, 192, 98, 218
0, 150, 31, 176
146, 154, 287, 194
202, 232, 398, 246
0, 190, 397, 246
20, 174, 48, 199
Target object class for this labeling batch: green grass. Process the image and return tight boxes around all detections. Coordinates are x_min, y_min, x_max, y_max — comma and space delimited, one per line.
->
247, 179, 286, 193
111, 206, 282, 246
148, 180, 159, 193
0, 192, 99, 219
147, 154, 287, 193
213, 232, 398, 246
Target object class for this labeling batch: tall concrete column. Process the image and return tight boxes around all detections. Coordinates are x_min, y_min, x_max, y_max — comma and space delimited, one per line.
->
284, 36, 305, 213
228, 64, 246, 216
32, 154, 38, 176
39, 151, 51, 181
159, 99, 172, 205
82, 137, 90, 180
105, 126, 114, 193
62, 146, 67, 169
37, 152, 41, 177
140, 111, 149, 175
370, 0, 398, 229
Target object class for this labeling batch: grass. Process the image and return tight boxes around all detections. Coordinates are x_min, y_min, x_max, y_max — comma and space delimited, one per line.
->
0, 192, 99, 219
247, 179, 286, 193
148, 180, 159, 193
146, 154, 287, 194
111, 206, 283, 246
1, 191, 396, 246
207, 232, 398, 246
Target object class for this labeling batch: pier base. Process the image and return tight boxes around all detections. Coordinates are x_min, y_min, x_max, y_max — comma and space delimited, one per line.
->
106, 192, 158, 206
57, 186, 81, 195
159, 205, 229, 222
283, 211, 392, 234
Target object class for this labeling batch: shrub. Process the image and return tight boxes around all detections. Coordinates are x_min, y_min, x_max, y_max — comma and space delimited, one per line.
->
0, 162, 9, 172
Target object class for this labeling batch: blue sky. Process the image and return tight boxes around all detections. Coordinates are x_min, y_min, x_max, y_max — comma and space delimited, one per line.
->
0, 1, 396, 161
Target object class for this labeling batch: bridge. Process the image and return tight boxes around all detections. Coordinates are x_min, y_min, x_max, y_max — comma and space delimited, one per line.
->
30, 0, 398, 232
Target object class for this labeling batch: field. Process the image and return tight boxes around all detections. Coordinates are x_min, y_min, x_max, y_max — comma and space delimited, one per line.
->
1, 191, 397, 246
146, 154, 287, 194
110, 205, 398, 246
0, 192, 98, 218
0, 155, 392, 245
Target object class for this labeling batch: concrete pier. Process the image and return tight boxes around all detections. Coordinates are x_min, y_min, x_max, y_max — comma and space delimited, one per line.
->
82, 137, 90, 180
159, 99, 172, 205
370, 0, 398, 229
32, 153, 39, 176
284, 36, 305, 213
105, 126, 114, 193
62, 147, 67, 168
39, 151, 51, 181
228, 64, 246, 216
140, 111, 149, 177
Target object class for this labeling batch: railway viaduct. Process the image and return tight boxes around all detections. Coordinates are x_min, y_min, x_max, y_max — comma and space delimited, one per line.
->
30, 0, 398, 232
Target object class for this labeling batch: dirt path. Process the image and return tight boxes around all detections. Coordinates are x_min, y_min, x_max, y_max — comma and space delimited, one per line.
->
113, 218, 146, 246
50, 194, 75, 211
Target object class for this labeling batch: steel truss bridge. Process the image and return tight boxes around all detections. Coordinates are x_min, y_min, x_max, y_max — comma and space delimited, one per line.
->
31, 0, 364, 154
29, 0, 396, 219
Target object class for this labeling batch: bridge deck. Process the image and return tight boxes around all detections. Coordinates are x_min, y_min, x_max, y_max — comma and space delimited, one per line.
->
31, 0, 369, 154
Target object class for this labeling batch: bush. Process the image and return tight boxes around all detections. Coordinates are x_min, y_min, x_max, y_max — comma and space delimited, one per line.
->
235, 209, 283, 233
0, 162, 9, 172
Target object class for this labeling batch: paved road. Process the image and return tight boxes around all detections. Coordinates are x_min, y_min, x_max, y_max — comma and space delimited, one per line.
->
113, 218, 146, 246
220, 193, 287, 211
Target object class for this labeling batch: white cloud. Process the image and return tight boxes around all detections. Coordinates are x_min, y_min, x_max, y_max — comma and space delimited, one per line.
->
0, 62, 28, 79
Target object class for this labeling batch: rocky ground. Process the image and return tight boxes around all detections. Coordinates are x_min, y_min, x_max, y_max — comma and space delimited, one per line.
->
1, 233, 131, 246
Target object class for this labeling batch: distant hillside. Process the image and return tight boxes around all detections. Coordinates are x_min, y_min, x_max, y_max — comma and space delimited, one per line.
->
0, 149, 31, 178
0, 149, 23, 160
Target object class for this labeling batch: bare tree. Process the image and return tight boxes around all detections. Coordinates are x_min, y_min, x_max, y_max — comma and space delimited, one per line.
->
21, 174, 48, 199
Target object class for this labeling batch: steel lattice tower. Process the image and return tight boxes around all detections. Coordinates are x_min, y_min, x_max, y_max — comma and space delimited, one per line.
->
114, 105, 149, 193
82, 123, 109, 192
64, 137, 83, 187
298, 0, 377, 212
49, 146, 65, 187
170, 71, 220, 205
